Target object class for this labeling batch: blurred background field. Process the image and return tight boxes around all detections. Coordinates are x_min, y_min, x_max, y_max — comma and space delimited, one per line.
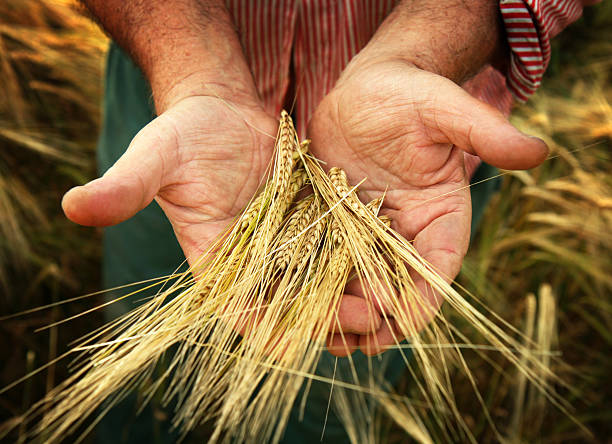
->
0, 1, 610, 443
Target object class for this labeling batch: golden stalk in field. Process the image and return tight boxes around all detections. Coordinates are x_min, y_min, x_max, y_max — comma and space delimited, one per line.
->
1, 111, 575, 444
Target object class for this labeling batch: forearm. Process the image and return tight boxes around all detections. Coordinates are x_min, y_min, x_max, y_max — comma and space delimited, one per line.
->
352, 0, 507, 84
81, 0, 258, 112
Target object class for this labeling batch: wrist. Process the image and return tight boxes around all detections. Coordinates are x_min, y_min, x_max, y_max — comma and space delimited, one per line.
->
83, 0, 260, 114
149, 40, 261, 114
140, 11, 259, 113
352, 0, 508, 84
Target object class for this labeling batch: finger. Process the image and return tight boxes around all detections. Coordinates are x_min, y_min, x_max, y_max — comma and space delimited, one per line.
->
399, 209, 470, 332
413, 209, 470, 286
331, 294, 382, 335
344, 278, 367, 298
327, 333, 360, 357
62, 118, 175, 227
344, 275, 394, 317
429, 78, 549, 170
359, 318, 403, 356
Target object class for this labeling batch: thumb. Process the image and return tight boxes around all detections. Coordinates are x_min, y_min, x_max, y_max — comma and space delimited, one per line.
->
62, 121, 173, 227
431, 80, 549, 170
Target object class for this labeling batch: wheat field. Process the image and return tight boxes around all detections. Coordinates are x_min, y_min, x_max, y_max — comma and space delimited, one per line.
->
0, 1, 610, 443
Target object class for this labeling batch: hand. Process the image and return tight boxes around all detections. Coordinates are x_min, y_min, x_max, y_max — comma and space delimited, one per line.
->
62, 96, 277, 265
309, 59, 548, 356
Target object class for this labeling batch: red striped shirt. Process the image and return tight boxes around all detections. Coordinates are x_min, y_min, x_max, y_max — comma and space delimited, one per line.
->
500, 0, 585, 101
224, 0, 587, 133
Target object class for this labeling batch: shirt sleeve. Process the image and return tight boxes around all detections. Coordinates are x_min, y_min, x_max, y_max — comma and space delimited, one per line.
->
500, 0, 586, 102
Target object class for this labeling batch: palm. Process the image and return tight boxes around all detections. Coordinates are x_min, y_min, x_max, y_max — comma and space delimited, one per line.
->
63, 96, 277, 264
309, 60, 548, 355
151, 97, 276, 263
310, 62, 471, 295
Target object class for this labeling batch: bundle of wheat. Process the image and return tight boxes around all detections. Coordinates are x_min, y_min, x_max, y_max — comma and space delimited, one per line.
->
0, 110, 574, 444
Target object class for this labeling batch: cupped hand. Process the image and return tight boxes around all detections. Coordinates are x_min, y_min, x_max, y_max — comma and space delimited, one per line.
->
308, 59, 549, 356
62, 96, 277, 265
